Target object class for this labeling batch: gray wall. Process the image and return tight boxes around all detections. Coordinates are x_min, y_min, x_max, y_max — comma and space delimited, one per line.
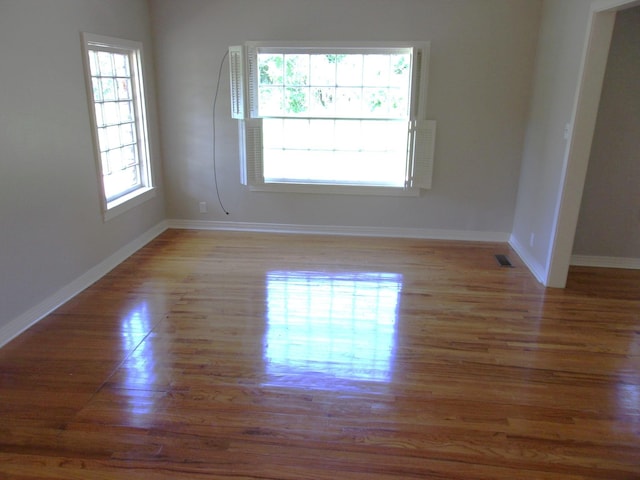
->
573, 6, 640, 258
0, 0, 165, 329
149, 0, 541, 235
510, 0, 594, 281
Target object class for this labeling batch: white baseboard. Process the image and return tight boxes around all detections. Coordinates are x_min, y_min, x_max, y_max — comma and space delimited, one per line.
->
509, 234, 547, 285
167, 219, 511, 243
571, 255, 640, 269
0, 220, 169, 349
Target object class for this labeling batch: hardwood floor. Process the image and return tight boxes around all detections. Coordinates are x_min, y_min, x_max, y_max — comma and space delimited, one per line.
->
1, 229, 639, 479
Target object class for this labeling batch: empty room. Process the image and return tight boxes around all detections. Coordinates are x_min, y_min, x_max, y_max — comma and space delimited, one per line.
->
0, 0, 638, 478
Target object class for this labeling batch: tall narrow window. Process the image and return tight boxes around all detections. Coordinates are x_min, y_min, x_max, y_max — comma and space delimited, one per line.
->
82, 33, 154, 219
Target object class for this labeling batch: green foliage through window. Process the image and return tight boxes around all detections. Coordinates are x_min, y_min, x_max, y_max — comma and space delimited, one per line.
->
257, 50, 411, 119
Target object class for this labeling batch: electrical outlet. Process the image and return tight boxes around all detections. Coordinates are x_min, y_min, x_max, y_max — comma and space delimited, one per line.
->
529, 233, 535, 247
199, 201, 208, 213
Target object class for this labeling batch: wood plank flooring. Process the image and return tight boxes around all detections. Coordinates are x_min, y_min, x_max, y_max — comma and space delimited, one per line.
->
0, 229, 639, 479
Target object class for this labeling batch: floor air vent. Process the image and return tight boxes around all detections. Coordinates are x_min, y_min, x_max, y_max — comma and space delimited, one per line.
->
495, 254, 513, 268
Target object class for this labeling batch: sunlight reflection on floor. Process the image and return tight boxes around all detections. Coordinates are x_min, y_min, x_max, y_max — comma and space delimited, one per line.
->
263, 271, 402, 388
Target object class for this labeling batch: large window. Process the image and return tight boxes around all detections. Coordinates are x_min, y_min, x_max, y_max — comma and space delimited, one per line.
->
230, 42, 435, 195
82, 33, 154, 220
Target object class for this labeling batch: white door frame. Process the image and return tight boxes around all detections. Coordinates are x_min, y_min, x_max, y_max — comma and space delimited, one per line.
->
545, 0, 640, 287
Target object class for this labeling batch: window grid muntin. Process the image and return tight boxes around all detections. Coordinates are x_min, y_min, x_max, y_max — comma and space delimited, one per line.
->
256, 49, 412, 120
87, 46, 143, 202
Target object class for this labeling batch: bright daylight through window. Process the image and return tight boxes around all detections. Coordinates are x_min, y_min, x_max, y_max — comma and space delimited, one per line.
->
82, 33, 154, 219
230, 42, 435, 194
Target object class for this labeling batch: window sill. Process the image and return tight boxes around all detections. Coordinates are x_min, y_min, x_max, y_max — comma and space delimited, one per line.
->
104, 187, 156, 222
248, 183, 420, 197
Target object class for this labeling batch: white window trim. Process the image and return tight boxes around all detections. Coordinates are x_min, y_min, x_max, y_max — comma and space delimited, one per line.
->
230, 41, 434, 196
250, 182, 420, 197
81, 32, 156, 221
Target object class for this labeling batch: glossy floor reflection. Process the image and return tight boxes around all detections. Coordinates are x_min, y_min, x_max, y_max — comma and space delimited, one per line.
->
116, 301, 160, 426
264, 271, 402, 387
1, 230, 639, 479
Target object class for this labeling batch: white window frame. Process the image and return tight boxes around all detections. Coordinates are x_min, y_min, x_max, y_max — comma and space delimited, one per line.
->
230, 41, 435, 196
81, 33, 155, 221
